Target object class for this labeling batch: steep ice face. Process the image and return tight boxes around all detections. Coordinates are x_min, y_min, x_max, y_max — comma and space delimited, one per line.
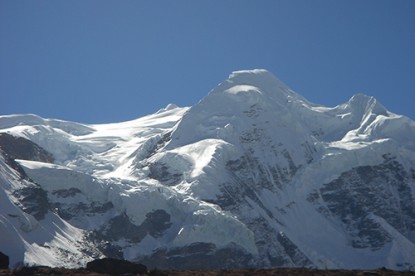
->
345, 93, 387, 116
167, 69, 309, 147
158, 70, 321, 206
166, 69, 317, 173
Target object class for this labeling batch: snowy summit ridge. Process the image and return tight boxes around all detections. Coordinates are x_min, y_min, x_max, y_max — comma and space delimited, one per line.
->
1, 69, 415, 270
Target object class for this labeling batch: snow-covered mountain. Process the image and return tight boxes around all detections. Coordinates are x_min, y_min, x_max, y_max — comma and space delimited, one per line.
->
1, 69, 415, 270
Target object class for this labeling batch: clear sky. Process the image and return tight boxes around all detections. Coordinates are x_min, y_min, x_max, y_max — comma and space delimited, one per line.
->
1, 1, 415, 123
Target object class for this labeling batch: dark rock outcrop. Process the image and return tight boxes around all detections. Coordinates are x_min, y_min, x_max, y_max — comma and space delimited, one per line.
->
311, 154, 415, 250
51, 201, 113, 221
100, 209, 172, 242
13, 186, 49, 220
139, 242, 255, 270
0, 252, 9, 269
0, 133, 54, 181
0, 133, 54, 163
86, 258, 147, 274
148, 162, 183, 185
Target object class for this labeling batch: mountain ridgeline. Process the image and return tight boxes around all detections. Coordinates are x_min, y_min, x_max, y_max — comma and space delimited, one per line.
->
1, 69, 415, 270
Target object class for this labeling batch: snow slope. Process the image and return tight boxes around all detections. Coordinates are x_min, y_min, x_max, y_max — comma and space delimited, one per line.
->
1, 69, 415, 270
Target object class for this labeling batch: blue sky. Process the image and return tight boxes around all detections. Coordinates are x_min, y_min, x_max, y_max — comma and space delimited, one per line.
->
1, 1, 414, 123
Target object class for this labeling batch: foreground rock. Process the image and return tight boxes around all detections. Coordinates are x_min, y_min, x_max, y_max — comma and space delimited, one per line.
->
86, 258, 147, 274
0, 267, 414, 275
0, 252, 9, 269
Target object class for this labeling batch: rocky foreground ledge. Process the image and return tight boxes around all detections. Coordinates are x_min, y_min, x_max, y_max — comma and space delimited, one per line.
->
0, 256, 414, 275
1, 267, 415, 276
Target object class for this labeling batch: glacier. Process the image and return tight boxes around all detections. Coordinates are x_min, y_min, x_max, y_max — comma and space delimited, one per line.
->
0, 69, 415, 270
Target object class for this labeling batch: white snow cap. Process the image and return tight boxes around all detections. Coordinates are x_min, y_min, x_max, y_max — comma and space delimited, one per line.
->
218, 69, 307, 105
227, 69, 289, 90
165, 103, 179, 110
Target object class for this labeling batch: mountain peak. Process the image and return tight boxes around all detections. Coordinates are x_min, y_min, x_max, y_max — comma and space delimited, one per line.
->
346, 93, 388, 117
349, 92, 372, 102
223, 69, 292, 97
227, 69, 279, 84
347, 93, 375, 109
166, 70, 312, 149
206, 69, 305, 109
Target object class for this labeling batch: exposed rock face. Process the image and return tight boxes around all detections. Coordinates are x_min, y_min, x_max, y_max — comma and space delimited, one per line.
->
0, 133, 54, 181
0, 133, 54, 163
140, 242, 255, 270
309, 154, 415, 250
0, 252, 9, 269
86, 258, 147, 274
0, 133, 53, 220
51, 200, 114, 221
99, 209, 172, 243
12, 186, 49, 220
148, 162, 183, 185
